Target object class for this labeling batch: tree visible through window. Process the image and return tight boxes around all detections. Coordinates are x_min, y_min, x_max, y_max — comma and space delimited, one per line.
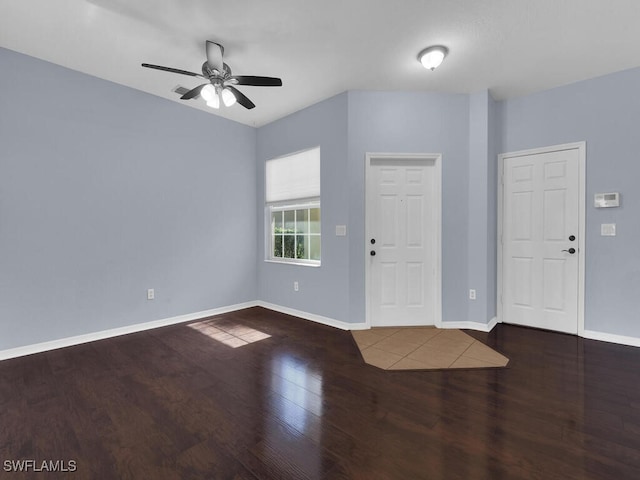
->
271, 205, 320, 262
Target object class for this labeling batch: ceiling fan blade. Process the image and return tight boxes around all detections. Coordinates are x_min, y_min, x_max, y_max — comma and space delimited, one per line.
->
232, 76, 283, 87
141, 63, 204, 78
180, 84, 209, 100
226, 86, 255, 110
206, 41, 224, 73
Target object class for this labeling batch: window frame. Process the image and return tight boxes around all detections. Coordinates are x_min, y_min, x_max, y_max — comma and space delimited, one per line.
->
265, 146, 321, 267
266, 199, 321, 267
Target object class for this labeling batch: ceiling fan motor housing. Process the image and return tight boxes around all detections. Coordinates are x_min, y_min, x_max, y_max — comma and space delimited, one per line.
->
202, 61, 231, 80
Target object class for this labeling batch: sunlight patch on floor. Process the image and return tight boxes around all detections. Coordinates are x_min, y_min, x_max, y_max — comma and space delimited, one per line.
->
187, 318, 271, 348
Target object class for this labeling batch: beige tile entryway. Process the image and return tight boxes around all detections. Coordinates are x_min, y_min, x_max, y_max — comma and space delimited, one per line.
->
352, 327, 509, 370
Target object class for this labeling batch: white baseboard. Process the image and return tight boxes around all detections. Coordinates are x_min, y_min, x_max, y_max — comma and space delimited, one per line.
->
582, 329, 640, 348
0, 301, 259, 361
257, 301, 369, 331
7, 300, 637, 363
488, 316, 499, 331
440, 316, 498, 333
0, 300, 369, 362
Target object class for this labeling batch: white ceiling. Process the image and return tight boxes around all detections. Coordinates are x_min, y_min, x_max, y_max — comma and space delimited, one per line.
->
2, 0, 640, 127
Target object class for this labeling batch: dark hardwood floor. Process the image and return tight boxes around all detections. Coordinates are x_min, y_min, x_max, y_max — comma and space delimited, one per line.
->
2, 307, 640, 479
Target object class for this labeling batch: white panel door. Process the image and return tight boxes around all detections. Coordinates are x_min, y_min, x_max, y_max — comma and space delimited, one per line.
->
368, 157, 439, 326
503, 148, 580, 333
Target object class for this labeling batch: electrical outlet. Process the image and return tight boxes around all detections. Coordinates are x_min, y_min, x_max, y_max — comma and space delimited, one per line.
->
147, 288, 155, 300
469, 289, 476, 300
294, 281, 299, 292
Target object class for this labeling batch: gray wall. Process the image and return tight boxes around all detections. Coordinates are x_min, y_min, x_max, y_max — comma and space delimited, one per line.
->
256, 93, 350, 320
0, 48, 257, 350
499, 67, 640, 337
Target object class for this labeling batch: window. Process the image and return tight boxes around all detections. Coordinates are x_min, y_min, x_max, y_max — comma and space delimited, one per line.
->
271, 203, 321, 263
266, 147, 320, 265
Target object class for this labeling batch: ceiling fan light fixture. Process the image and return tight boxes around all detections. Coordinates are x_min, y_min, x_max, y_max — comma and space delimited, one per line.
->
221, 87, 237, 107
141, 40, 281, 111
418, 45, 448, 71
201, 84, 215, 102
206, 94, 220, 109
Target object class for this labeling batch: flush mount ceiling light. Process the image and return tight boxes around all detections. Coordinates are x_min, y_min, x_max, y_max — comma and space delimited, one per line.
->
418, 45, 449, 71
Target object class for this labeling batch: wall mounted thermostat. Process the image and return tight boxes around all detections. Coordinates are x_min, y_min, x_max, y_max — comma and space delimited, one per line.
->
594, 192, 620, 208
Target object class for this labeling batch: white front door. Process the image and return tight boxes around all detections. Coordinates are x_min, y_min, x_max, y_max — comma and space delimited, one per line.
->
501, 145, 584, 334
366, 155, 441, 327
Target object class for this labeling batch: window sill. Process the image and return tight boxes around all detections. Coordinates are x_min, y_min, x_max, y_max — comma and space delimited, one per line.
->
264, 259, 321, 268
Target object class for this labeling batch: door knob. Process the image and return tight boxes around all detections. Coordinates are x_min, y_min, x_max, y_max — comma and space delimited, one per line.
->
370, 238, 376, 244
569, 235, 576, 241
561, 248, 576, 254
370, 250, 376, 256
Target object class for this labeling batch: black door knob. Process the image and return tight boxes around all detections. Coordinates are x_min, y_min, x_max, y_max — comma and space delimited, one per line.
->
370, 238, 376, 244
370, 250, 376, 256
561, 248, 576, 254
569, 235, 576, 241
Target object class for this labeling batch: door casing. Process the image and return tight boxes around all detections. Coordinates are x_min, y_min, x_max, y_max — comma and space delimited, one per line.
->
364, 152, 442, 328
497, 142, 586, 336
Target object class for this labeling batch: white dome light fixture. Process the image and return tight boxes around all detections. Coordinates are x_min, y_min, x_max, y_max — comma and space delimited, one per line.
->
418, 45, 449, 71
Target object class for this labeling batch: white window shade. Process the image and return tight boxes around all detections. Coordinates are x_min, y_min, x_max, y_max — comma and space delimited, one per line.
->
266, 147, 320, 203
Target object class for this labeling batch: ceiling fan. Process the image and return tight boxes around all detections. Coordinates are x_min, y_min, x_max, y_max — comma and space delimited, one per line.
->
141, 41, 282, 110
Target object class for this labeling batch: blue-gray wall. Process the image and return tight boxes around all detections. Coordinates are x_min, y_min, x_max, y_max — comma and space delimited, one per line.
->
256, 93, 350, 320
0, 48, 257, 350
347, 91, 471, 325
468, 91, 491, 325
257, 91, 472, 326
3, 46, 640, 350
466, 90, 499, 326
499, 67, 640, 338
486, 93, 499, 322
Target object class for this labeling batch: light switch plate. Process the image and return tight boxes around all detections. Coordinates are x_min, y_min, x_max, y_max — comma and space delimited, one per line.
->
336, 225, 347, 236
601, 223, 616, 236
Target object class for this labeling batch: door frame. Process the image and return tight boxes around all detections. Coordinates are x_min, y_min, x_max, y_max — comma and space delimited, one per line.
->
497, 142, 586, 335
364, 152, 442, 328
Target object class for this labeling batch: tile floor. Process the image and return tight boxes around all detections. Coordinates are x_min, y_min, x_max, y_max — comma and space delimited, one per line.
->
351, 327, 509, 370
